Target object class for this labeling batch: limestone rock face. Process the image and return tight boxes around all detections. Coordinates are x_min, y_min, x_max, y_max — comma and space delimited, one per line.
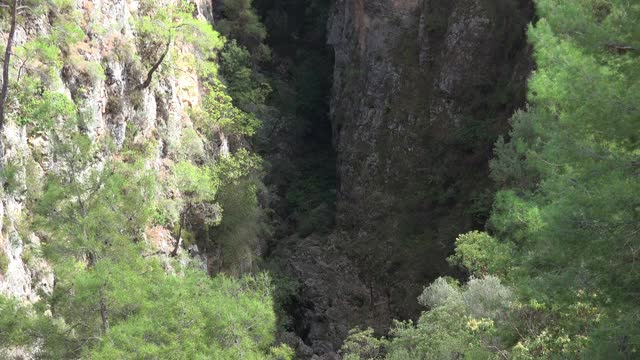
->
0, 198, 53, 304
0, 0, 224, 304
327, 0, 532, 337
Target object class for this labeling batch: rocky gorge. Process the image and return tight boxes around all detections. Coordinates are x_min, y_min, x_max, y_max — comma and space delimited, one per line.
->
265, 0, 534, 357
3, 0, 636, 358
1, 0, 533, 358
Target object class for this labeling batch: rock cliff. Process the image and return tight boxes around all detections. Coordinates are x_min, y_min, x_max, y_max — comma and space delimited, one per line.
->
329, 0, 532, 319
0, 0, 225, 304
330, 0, 533, 319
268, 1, 534, 357
281, 0, 533, 356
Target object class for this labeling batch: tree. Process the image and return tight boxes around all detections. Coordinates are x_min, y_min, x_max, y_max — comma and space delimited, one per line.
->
341, 328, 388, 360
220, 40, 271, 111
343, 277, 512, 360
217, 0, 268, 57
455, 0, 640, 357
87, 272, 279, 359
0, 0, 285, 357
170, 161, 220, 256
0, 0, 18, 131
448, 231, 513, 277
33, 130, 157, 354
23, 131, 281, 358
206, 150, 266, 274
197, 80, 262, 137
135, 1, 224, 89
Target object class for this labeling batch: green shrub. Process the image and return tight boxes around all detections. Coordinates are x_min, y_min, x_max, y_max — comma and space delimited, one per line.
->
20, 247, 35, 268
135, 1, 223, 79
199, 81, 262, 137
220, 40, 271, 110
177, 128, 205, 161
208, 177, 266, 273
463, 276, 513, 320
217, 0, 268, 54
448, 231, 513, 277
342, 328, 388, 360
343, 276, 514, 359
1, 162, 21, 194
417, 277, 462, 308
270, 343, 295, 360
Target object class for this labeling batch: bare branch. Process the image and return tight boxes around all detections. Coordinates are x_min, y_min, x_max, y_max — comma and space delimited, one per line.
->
605, 42, 638, 54
136, 39, 172, 90
0, 0, 18, 136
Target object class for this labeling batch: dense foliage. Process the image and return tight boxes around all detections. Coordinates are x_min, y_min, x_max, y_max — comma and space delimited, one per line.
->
0, 0, 291, 358
344, 0, 640, 358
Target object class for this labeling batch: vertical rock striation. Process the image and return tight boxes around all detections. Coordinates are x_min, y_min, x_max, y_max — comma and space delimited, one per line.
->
329, 0, 533, 329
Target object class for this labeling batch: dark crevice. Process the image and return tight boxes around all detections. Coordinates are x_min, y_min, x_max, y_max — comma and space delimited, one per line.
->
284, 296, 313, 343
255, 0, 336, 235
252, 0, 337, 349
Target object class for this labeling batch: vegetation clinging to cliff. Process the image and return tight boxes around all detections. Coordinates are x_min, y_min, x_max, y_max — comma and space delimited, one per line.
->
344, 0, 640, 358
0, 0, 291, 358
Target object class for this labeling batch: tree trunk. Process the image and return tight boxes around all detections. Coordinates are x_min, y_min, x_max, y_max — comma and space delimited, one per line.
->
99, 287, 109, 334
136, 39, 171, 91
170, 203, 190, 257
0, 0, 18, 167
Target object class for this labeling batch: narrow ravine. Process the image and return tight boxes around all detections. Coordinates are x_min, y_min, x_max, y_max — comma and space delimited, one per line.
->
252, 0, 535, 357
254, 0, 337, 238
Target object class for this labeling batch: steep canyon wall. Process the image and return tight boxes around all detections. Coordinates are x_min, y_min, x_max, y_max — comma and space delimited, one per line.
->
273, 1, 534, 357
329, 0, 533, 319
